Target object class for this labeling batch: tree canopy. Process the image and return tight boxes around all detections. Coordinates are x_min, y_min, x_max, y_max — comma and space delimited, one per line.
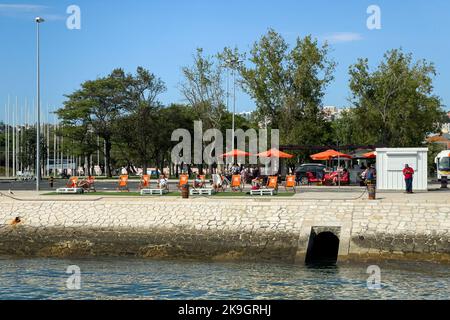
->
347, 49, 446, 147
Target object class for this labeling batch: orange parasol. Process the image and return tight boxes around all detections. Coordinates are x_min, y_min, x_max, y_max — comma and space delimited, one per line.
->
219, 149, 252, 157
362, 151, 376, 159
257, 148, 294, 159
310, 149, 352, 161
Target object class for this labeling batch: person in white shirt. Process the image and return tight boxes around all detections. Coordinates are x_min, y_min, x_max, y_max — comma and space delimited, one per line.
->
212, 173, 223, 192
157, 174, 168, 190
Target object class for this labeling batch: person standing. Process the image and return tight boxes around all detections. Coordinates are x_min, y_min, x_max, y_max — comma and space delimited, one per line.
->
403, 164, 415, 193
365, 164, 376, 185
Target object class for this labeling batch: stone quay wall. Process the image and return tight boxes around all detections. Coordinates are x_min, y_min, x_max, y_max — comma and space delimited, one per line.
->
0, 196, 449, 263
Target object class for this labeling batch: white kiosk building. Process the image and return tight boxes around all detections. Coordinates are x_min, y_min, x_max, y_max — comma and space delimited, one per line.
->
376, 148, 428, 191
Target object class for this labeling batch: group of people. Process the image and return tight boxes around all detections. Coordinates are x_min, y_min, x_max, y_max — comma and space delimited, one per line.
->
226, 165, 261, 184
191, 166, 271, 192
323, 168, 350, 185
177, 162, 416, 194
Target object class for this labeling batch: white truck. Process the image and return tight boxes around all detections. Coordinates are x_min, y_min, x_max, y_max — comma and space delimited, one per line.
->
435, 150, 450, 181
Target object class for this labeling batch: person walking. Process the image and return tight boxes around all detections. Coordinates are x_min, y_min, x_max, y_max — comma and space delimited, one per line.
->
403, 164, 415, 194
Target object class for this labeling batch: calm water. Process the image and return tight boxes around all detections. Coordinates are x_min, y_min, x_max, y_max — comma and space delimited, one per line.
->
0, 257, 448, 300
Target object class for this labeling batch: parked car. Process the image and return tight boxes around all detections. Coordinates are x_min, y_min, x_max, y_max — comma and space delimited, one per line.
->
295, 163, 326, 185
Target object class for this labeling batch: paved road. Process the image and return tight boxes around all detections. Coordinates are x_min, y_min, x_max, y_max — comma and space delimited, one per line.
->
0, 178, 445, 193
0, 179, 178, 191
0, 178, 371, 192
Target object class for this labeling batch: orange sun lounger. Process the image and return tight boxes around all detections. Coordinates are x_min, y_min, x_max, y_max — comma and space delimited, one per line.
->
87, 175, 96, 192
139, 174, 150, 189
231, 175, 242, 192
266, 176, 278, 190
284, 175, 296, 192
178, 174, 189, 190
78, 176, 96, 192
66, 176, 78, 188
117, 175, 129, 192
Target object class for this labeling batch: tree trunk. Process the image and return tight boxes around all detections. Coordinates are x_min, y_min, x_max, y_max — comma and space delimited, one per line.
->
159, 156, 164, 176
105, 140, 112, 177
143, 162, 148, 176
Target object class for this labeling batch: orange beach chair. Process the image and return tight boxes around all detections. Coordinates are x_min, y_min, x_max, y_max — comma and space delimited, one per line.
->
66, 176, 78, 188
117, 175, 129, 192
284, 175, 296, 193
266, 176, 278, 190
139, 174, 150, 189
178, 174, 189, 190
87, 176, 96, 192
79, 175, 96, 192
231, 175, 242, 192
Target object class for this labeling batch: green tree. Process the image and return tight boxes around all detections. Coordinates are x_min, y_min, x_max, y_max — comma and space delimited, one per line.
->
116, 67, 166, 172
180, 48, 226, 129
348, 49, 446, 147
235, 29, 336, 149
330, 109, 361, 146
58, 123, 98, 175
58, 69, 128, 177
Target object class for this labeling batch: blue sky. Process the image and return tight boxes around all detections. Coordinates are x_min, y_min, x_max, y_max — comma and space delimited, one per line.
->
1, 0, 449, 124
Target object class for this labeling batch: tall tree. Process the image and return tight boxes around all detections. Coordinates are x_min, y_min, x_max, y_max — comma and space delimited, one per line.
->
180, 48, 226, 129
58, 69, 128, 177
119, 67, 166, 172
235, 29, 336, 148
348, 49, 446, 147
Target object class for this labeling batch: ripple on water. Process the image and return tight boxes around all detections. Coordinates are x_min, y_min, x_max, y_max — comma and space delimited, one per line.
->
0, 257, 449, 300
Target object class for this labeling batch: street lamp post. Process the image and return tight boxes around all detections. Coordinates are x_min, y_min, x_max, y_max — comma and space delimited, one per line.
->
225, 58, 241, 153
35, 16, 45, 191
232, 67, 236, 151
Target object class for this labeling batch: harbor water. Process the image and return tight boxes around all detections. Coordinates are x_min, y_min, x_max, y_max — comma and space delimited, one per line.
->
0, 257, 449, 300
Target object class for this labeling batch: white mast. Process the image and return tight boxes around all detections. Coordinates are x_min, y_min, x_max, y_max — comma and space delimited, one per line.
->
53, 117, 57, 176
46, 104, 50, 177
16, 97, 20, 173
4, 103, 7, 177
60, 131, 64, 174
12, 97, 16, 177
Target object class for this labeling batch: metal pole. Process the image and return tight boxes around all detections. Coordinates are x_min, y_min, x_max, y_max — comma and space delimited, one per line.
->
4, 103, 7, 177
53, 119, 56, 177
232, 68, 236, 152
6, 99, 9, 177
226, 67, 229, 113
35, 18, 44, 191
15, 97, 19, 174
12, 98, 16, 177
46, 106, 50, 177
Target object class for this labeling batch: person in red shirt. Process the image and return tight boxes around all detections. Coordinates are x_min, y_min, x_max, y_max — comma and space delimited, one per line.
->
403, 164, 415, 193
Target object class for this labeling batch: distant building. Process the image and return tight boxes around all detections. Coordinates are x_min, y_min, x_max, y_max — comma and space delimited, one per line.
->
441, 111, 450, 134
237, 111, 253, 121
427, 111, 450, 148
323, 106, 347, 121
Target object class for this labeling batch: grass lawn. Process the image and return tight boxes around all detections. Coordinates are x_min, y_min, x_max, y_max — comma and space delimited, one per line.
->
212, 192, 295, 197
43, 191, 178, 196
43, 191, 296, 197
